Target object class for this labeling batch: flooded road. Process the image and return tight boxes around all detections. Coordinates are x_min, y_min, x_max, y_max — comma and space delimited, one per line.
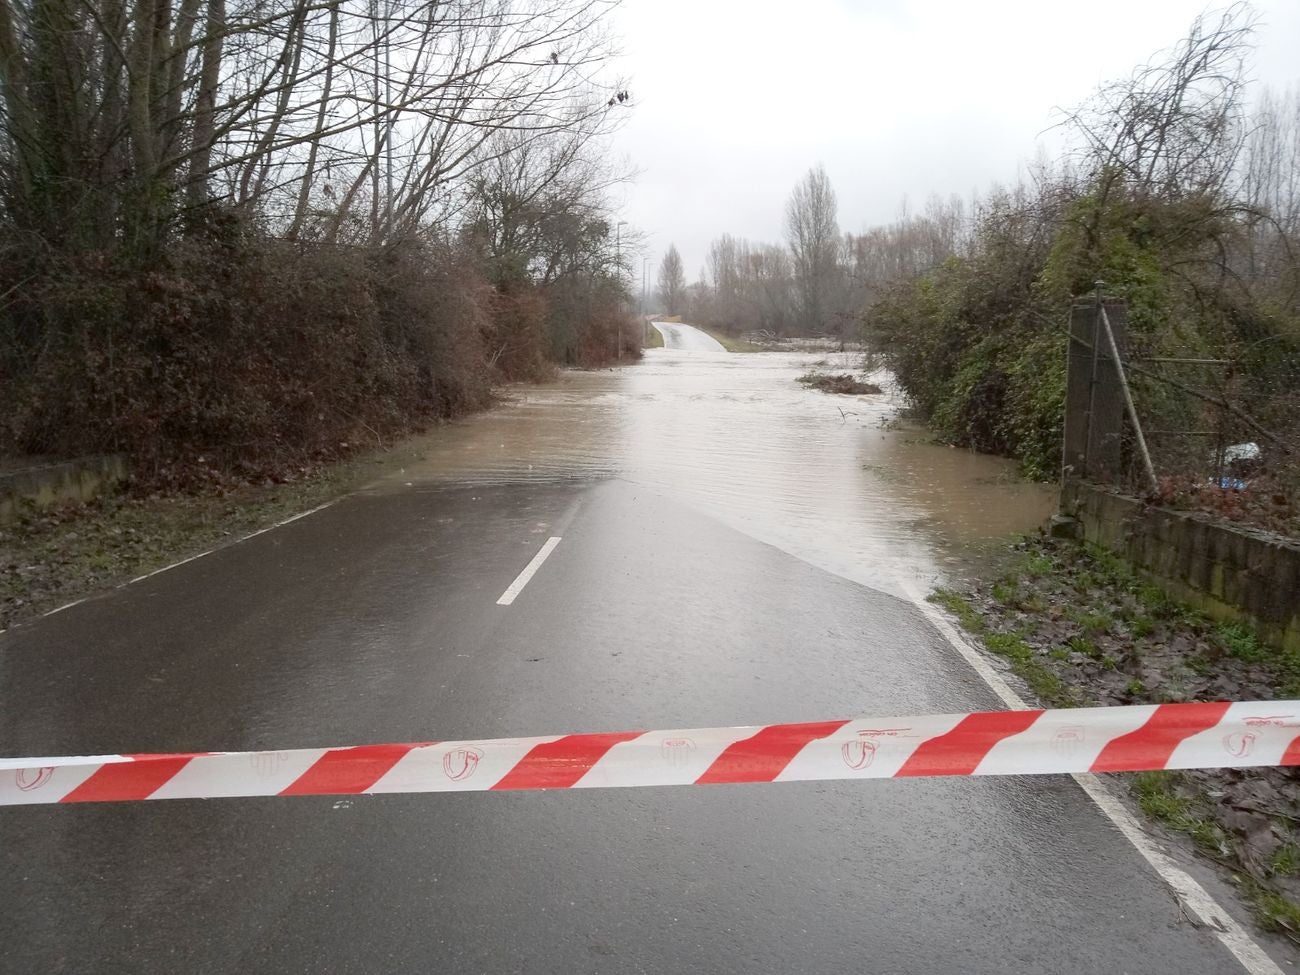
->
2, 334, 1269, 974
377, 344, 1055, 596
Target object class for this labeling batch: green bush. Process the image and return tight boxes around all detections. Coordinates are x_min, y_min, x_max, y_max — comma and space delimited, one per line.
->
867, 176, 1299, 481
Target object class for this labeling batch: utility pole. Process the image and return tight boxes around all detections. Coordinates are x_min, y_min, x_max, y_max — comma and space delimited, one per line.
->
615, 220, 626, 360
642, 258, 649, 345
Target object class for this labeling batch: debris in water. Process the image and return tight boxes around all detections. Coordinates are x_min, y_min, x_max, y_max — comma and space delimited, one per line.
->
797, 373, 882, 395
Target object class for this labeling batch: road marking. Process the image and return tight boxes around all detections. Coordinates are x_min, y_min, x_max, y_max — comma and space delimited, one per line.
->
42, 598, 90, 617
1, 500, 340, 635
900, 578, 1284, 975
496, 536, 562, 606
126, 501, 338, 585
128, 548, 222, 585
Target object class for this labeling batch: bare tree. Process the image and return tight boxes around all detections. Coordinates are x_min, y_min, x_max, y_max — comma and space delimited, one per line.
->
1237, 85, 1300, 288
746, 243, 795, 335
1061, 3, 1255, 203
844, 193, 968, 310
463, 124, 629, 282
657, 243, 685, 315
785, 163, 841, 334
706, 233, 743, 326
0, 0, 628, 255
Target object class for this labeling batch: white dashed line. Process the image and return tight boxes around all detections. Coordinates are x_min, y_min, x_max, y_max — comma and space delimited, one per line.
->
496, 537, 562, 606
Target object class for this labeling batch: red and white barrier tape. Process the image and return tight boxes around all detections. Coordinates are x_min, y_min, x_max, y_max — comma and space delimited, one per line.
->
3, 701, 1297, 806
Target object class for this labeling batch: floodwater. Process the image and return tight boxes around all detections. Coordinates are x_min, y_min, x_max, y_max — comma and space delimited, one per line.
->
374, 338, 1056, 597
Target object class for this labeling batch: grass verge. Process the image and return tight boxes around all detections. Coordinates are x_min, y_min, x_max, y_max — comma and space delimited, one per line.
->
930, 535, 1300, 942
697, 326, 766, 353
0, 440, 425, 631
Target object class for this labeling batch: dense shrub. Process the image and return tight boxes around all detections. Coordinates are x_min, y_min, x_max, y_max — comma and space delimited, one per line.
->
869, 172, 1300, 488
0, 218, 634, 487
864, 11, 1300, 497
868, 187, 1069, 478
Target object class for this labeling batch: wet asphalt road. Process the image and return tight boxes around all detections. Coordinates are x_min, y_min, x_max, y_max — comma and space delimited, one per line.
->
652, 321, 727, 352
0, 470, 1265, 973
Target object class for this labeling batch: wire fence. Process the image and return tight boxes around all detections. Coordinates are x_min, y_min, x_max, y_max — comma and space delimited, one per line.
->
1108, 317, 1300, 538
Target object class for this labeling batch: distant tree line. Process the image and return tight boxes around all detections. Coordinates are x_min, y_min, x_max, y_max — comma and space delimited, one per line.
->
670, 163, 947, 341
0, 0, 638, 485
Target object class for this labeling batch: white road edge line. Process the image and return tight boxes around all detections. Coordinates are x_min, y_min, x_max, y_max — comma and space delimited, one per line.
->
496, 537, 562, 606
126, 500, 338, 585
12, 500, 340, 629
900, 578, 1284, 975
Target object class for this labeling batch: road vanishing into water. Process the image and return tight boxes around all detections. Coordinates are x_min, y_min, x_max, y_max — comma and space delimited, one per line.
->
1, 324, 1288, 973
652, 320, 728, 351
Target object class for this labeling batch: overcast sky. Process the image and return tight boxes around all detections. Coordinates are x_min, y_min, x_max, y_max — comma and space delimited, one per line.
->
606, 0, 1300, 283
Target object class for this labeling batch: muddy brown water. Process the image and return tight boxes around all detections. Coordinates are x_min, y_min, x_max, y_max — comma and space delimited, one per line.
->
373, 346, 1056, 597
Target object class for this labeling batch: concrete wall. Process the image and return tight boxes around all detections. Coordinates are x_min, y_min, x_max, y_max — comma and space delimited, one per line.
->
0, 455, 128, 523
1061, 480, 1300, 654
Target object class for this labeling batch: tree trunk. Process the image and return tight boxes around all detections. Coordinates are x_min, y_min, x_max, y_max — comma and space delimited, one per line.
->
287, 0, 338, 240
0, 0, 40, 223
185, 0, 224, 210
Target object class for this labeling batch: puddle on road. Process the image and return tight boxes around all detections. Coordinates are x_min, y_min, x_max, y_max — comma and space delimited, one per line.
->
372, 349, 1055, 597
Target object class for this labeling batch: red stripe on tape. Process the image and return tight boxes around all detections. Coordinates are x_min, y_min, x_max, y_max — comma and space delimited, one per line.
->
1090, 702, 1232, 773
696, 720, 849, 784
1282, 734, 1300, 767
896, 710, 1044, 777
492, 732, 644, 790
281, 743, 429, 796
61, 755, 194, 803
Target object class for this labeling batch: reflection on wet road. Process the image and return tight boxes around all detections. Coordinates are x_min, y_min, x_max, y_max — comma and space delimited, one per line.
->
378, 345, 1055, 595
651, 320, 728, 351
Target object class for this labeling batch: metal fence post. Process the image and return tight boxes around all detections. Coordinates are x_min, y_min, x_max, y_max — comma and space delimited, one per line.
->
1097, 300, 1159, 494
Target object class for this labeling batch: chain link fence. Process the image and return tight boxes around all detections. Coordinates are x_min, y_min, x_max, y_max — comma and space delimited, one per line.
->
1066, 299, 1300, 538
